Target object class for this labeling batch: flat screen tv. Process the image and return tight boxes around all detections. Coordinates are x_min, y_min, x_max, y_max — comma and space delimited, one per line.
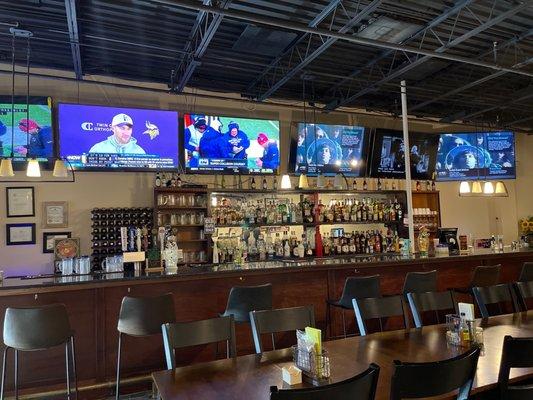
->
0, 96, 53, 162
369, 129, 439, 180
435, 131, 515, 181
183, 114, 280, 174
292, 123, 367, 176
58, 104, 179, 170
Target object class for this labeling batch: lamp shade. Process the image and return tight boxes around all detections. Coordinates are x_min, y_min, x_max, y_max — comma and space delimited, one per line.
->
459, 181, 471, 195
333, 173, 344, 189
298, 173, 309, 189
26, 159, 41, 177
471, 181, 483, 194
483, 181, 494, 195
52, 159, 69, 178
494, 181, 508, 197
0, 159, 14, 177
280, 174, 292, 189
316, 173, 325, 188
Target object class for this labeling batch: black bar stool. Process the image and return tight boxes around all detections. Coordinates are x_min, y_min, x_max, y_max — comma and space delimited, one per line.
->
518, 262, 533, 282
326, 275, 380, 338
1, 304, 77, 400
402, 270, 437, 300
220, 284, 272, 323
452, 264, 501, 295
115, 293, 175, 400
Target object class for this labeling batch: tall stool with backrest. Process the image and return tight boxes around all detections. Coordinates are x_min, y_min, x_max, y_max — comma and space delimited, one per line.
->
1, 304, 77, 400
162, 315, 236, 370
518, 262, 533, 282
498, 335, 533, 399
452, 264, 501, 296
326, 275, 381, 338
514, 280, 533, 311
221, 283, 272, 323
115, 293, 175, 400
270, 363, 380, 400
390, 346, 480, 400
402, 270, 437, 300
352, 295, 406, 336
250, 306, 314, 354
472, 283, 517, 318
407, 290, 456, 328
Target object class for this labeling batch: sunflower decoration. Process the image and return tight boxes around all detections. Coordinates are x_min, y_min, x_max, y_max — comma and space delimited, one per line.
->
518, 216, 533, 235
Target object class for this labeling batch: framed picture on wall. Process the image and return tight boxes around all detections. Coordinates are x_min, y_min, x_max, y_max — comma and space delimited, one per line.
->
6, 187, 35, 217
54, 237, 80, 260
42, 231, 71, 253
6, 223, 36, 245
42, 201, 69, 228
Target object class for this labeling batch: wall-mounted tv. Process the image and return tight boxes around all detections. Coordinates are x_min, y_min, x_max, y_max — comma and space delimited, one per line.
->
183, 114, 280, 174
292, 123, 367, 176
369, 129, 439, 180
435, 131, 515, 181
0, 96, 53, 162
58, 104, 179, 170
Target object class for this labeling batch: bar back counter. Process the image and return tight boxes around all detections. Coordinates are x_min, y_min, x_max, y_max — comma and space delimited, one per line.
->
1, 250, 531, 398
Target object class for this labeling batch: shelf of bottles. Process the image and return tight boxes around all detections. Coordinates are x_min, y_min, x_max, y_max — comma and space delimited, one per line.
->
210, 189, 407, 264
91, 208, 153, 271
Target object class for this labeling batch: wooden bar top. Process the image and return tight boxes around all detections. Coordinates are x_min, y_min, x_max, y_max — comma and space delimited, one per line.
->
152, 312, 533, 400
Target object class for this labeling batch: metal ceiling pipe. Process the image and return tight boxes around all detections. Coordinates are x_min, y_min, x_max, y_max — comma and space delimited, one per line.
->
156, 0, 533, 79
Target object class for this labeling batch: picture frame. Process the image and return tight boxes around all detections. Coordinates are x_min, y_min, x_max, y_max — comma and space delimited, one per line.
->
6, 223, 36, 245
54, 237, 80, 260
42, 201, 69, 228
6, 187, 35, 218
42, 231, 71, 253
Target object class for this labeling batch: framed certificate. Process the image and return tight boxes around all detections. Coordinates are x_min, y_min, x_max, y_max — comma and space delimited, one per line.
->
43, 201, 69, 228
43, 231, 71, 253
6, 223, 36, 245
6, 187, 35, 218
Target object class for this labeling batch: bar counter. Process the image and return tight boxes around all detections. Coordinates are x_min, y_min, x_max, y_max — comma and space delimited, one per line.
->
1, 249, 532, 398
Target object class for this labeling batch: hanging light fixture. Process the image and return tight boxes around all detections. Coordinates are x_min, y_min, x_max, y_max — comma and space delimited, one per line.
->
298, 173, 309, 189
52, 159, 69, 178
459, 181, 471, 195
316, 173, 325, 188
333, 173, 344, 189
280, 174, 292, 189
26, 159, 41, 177
471, 181, 483, 194
0, 159, 14, 177
494, 181, 508, 197
483, 181, 494, 195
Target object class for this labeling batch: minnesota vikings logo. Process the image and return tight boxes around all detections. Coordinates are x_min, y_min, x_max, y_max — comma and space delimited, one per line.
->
143, 121, 160, 139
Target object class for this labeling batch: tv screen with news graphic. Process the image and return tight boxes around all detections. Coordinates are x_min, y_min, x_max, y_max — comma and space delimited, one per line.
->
58, 104, 179, 170
293, 123, 367, 176
183, 114, 280, 174
435, 131, 515, 181
369, 129, 439, 179
0, 96, 53, 161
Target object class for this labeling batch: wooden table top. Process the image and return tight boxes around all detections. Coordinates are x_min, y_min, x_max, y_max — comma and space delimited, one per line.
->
152, 312, 533, 400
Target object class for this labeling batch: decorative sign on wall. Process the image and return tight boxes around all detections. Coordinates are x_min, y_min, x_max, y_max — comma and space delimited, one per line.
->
42, 201, 69, 228
43, 232, 71, 253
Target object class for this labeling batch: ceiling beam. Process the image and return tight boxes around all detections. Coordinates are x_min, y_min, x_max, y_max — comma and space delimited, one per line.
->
157, 0, 533, 80
409, 27, 533, 112
255, 0, 382, 101
64, 0, 82, 80
245, 0, 342, 94
172, 0, 232, 92
324, 1, 531, 111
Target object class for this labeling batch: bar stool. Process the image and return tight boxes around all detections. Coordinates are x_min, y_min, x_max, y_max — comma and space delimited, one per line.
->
116, 293, 175, 400
451, 264, 501, 296
220, 284, 272, 323
1, 304, 77, 400
518, 262, 533, 282
326, 275, 380, 338
402, 270, 437, 300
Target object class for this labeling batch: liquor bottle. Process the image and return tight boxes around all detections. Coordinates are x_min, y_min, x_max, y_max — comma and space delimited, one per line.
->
262, 177, 268, 190
352, 179, 357, 190
391, 179, 396, 190
170, 174, 176, 187
176, 174, 182, 188
221, 175, 226, 188
284, 239, 291, 258
155, 173, 162, 187
363, 179, 368, 190
416, 180, 421, 191
297, 236, 305, 258
431, 180, 436, 191
250, 177, 256, 190
238, 175, 243, 189
272, 175, 278, 190
377, 178, 382, 191
315, 229, 323, 257
425, 180, 430, 191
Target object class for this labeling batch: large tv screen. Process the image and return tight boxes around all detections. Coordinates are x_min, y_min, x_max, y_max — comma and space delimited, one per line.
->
369, 129, 439, 180
183, 114, 280, 174
0, 96, 53, 161
58, 104, 179, 170
435, 131, 515, 181
292, 123, 367, 176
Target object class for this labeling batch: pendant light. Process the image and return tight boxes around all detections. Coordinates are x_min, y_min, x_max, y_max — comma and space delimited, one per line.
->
333, 173, 344, 189
298, 173, 309, 189
471, 181, 483, 194
0, 30, 16, 177
483, 181, 494, 195
494, 181, 508, 197
26, 159, 41, 177
316, 173, 326, 188
280, 174, 292, 189
23, 32, 40, 177
52, 159, 69, 178
459, 181, 471, 195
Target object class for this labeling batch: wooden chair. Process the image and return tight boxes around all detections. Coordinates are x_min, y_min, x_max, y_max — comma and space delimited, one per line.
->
498, 335, 533, 400
518, 262, 533, 282
407, 290, 456, 328
352, 295, 406, 336
472, 283, 517, 318
513, 280, 533, 311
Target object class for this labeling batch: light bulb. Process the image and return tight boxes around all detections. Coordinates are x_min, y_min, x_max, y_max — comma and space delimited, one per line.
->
459, 181, 471, 195
0, 159, 14, 177
483, 181, 494, 195
280, 174, 292, 189
52, 159, 69, 178
26, 159, 41, 177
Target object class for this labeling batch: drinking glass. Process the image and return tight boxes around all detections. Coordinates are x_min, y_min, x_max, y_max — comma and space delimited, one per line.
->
61, 258, 74, 275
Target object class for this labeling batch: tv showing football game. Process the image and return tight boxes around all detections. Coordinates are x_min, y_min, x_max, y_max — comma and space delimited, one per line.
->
435, 131, 515, 181
292, 123, 367, 176
369, 129, 439, 179
58, 104, 179, 170
0, 96, 53, 161
183, 114, 280, 174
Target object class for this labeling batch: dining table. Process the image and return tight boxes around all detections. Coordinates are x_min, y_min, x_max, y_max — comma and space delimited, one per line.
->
152, 311, 533, 399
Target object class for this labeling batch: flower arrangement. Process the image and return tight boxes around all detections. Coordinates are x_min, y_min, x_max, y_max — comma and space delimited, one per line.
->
519, 216, 533, 235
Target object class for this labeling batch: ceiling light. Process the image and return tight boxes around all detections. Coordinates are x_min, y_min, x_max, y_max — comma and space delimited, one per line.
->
334, 173, 344, 189
298, 173, 309, 189
316, 173, 326, 188
0, 159, 14, 177
52, 159, 69, 178
280, 174, 291, 189
483, 181, 494, 195
494, 181, 509, 197
26, 159, 41, 177
471, 181, 483, 194
459, 181, 471, 195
